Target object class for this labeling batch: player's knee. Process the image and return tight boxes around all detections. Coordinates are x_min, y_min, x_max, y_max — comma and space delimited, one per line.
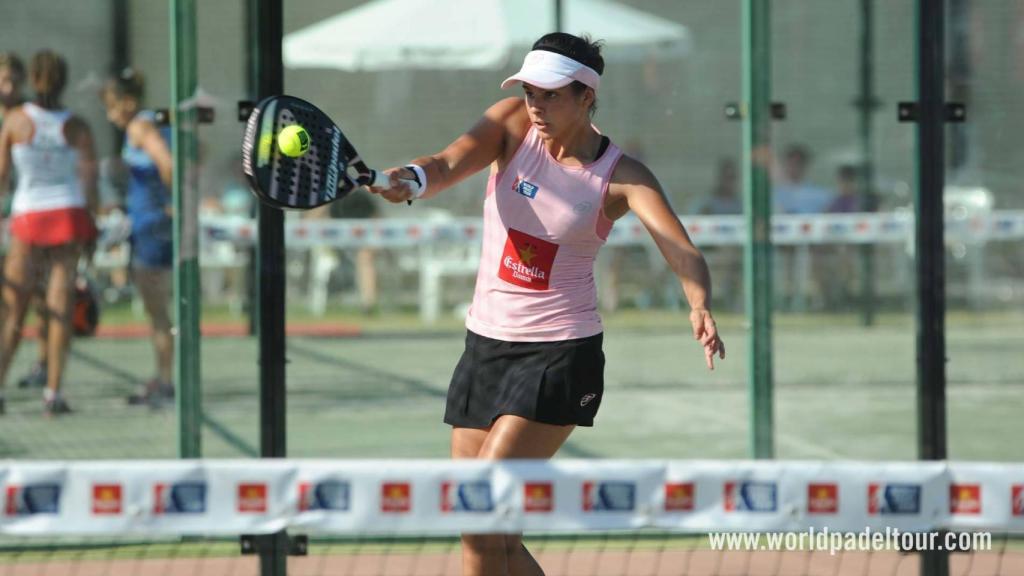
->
462, 533, 505, 556
504, 534, 524, 554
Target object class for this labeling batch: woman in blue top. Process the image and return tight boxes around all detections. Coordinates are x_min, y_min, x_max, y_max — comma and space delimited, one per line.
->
101, 69, 174, 405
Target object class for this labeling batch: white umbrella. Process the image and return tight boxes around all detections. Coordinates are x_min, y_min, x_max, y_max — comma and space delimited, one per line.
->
283, 0, 691, 71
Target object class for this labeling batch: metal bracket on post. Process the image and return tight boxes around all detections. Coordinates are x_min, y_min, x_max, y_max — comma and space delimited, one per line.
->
153, 107, 216, 126
240, 533, 309, 556
898, 102, 966, 123
724, 102, 787, 120
238, 100, 256, 123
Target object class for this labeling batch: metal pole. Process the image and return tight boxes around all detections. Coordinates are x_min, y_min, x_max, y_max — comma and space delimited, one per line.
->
111, 0, 129, 154
171, 0, 201, 459
743, 0, 774, 459
858, 0, 877, 326
554, 0, 563, 32
249, 0, 288, 573
915, 0, 949, 573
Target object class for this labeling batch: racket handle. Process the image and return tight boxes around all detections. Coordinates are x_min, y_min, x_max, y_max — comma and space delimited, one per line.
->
370, 170, 424, 204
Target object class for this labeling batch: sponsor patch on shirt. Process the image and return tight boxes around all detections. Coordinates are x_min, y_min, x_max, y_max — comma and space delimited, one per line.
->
498, 228, 558, 290
513, 177, 539, 199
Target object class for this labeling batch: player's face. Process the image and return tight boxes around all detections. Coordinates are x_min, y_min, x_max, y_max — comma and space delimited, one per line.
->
522, 83, 592, 139
103, 92, 137, 129
0, 66, 24, 108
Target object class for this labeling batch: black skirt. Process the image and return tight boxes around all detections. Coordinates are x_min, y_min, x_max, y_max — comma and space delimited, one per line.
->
444, 330, 605, 428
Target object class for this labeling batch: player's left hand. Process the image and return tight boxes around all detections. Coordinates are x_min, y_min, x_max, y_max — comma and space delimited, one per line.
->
689, 308, 725, 370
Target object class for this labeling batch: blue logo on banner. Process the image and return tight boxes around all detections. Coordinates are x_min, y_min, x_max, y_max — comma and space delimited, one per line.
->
730, 481, 778, 512
443, 481, 494, 512
585, 482, 636, 512
515, 178, 539, 199
156, 482, 207, 514
6, 484, 61, 515
873, 484, 920, 515
307, 481, 351, 511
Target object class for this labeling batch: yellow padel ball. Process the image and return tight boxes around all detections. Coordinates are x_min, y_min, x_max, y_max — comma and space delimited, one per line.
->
277, 125, 310, 158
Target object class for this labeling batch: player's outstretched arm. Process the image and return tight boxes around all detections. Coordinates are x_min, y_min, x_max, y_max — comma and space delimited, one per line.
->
610, 156, 726, 370
369, 97, 526, 204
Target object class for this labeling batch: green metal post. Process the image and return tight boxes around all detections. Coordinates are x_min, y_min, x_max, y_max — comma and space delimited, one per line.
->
249, 0, 289, 572
858, 0, 878, 326
171, 0, 202, 458
915, 0, 949, 574
743, 0, 774, 459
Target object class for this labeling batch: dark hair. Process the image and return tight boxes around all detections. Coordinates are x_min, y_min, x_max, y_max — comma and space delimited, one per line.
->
784, 144, 812, 164
104, 67, 146, 101
532, 32, 604, 115
0, 52, 26, 81
30, 50, 67, 102
837, 164, 859, 181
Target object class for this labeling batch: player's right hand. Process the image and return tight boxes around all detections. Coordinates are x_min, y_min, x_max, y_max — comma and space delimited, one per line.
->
367, 167, 418, 204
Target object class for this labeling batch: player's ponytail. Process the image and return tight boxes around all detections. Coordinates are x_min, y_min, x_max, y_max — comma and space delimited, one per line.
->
30, 50, 68, 108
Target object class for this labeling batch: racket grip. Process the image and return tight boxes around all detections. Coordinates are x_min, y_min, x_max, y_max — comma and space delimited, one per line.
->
369, 170, 424, 203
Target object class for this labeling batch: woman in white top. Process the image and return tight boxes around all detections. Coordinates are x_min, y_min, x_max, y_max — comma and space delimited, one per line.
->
0, 50, 98, 416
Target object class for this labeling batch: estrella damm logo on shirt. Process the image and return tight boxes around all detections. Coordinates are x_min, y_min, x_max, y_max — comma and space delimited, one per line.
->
582, 481, 635, 512
807, 483, 838, 514
499, 228, 558, 290
513, 176, 539, 199
441, 481, 494, 513
92, 484, 123, 515
5, 484, 61, 516
237, 483, 268, 514
299, 480, 351, 512
153, 482, 207, 514
868, 483, 920, 515
950, 484, 981, 515
664, 482, 695, 512
724, 481, 777, 512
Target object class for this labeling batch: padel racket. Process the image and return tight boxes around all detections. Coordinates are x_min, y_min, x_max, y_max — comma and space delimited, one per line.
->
241, 95, 421, 209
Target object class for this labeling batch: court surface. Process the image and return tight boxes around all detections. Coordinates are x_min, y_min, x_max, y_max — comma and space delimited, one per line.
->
0, 310, 1019, 463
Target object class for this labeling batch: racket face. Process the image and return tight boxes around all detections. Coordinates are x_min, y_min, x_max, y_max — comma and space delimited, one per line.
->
242, 95, 373, 209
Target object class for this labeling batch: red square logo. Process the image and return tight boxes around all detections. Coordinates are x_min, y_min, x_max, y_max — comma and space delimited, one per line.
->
950, 484, 981, 515
237, 483, 267, 513
1012, 485, 1024, 517
808, 483, 838, 514
298, 482, 313, 512
381, 482, 411, 513
524, 483, 553, 513
4, 487, 17, 516
665, 483, 694, 512
498, 229, 558, 290
723, 482, 737, 512
92, 484, 122, 515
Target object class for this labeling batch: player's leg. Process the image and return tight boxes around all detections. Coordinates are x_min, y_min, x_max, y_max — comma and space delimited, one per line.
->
17, 292, 49, 388
479, 416, 575, 576
42, 243, 79, 414
451, 426, 510, 575
0, 239, 40, 399
130, 267, 173, 401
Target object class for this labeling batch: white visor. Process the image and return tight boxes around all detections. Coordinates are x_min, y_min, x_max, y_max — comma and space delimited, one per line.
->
501, 50, 601, 91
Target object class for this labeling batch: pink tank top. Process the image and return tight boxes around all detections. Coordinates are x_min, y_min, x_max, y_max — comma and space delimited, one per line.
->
465, 127, 623, 342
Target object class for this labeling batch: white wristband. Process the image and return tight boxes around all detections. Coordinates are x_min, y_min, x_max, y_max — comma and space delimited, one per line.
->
404, 164, 428, 199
